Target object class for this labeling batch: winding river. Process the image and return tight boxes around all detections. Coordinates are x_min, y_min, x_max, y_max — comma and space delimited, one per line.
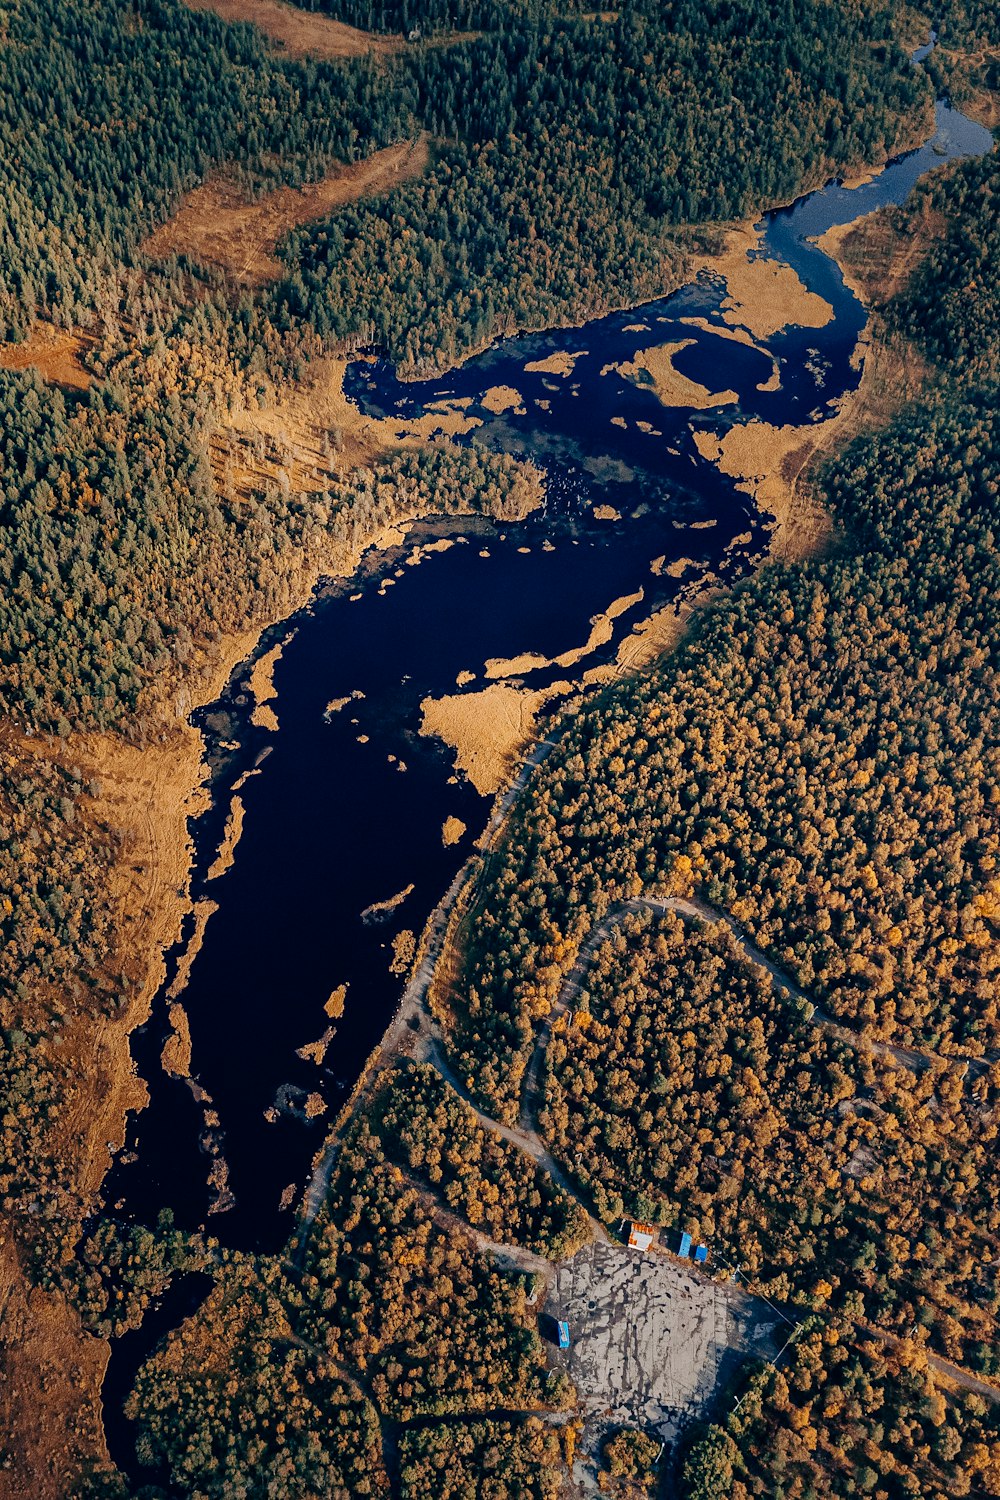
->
99, 61, 993, 1477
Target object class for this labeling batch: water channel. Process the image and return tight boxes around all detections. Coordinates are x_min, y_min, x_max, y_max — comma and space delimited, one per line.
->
100, 56, 993, 1478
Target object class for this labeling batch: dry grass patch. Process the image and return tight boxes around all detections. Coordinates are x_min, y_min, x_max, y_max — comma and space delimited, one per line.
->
183, 0, 480, 58
420, 682, 571, 795
182, 0, 404, 58
0, 1238, 112, 1500
613, 339, 739, 410
523, 350, 586, 376
249, 640, 284, 731
211, 350, 486, 517
206, 797, 246, 882
816, 203, 947, 310
142, 136, 430, 285
0, 323, 93, 390
479, 384, 524, 414
690, 224, 833, 340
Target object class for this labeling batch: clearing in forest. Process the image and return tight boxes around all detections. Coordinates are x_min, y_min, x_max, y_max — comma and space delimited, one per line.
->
141, 136, 430, 285
548, 1241, 779, 1475
182, 0, 403, 58
0, 323, 93, 390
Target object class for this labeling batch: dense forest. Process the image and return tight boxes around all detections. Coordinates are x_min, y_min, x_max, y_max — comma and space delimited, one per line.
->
434, 138, 1000, 1488
544, 907, 1000, 1369
0, 743, 118, 1263
0, 0, 934, 1318
928, 0, 1000, 113
0, 373, 544, 733
98, 1079, 573, 1497
446, 384, 1000, 1099
377, 1061, 590, 1259
397, 1416, 569, 1499
682, 1316, 1000, 1498
274, 0, 928, 368
0, 0, 414, 336
0, 0, 993, 1493
0, 0, 928, 739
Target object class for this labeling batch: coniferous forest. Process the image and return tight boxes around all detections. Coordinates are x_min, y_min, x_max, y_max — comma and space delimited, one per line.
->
1, 0, 999, 1495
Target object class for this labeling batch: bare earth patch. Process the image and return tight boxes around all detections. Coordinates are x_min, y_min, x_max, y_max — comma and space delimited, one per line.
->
182, 0, 403, 57
142, 136, 430, 285
547, 1241, 778, 1482
165, 899, 220, 1004
0, 1240, 110, 1500
691, 330, 924, 565
611, 591, 720, 673
361, 883, 414, 922
0, 322, 93, 389
0, 724, 221, 1493
420, 589, 652, 790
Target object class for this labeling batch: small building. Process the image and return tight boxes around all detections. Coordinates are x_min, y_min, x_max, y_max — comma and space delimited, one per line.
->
694, 1244, 708, 1264
627, 1220, 657, 1252
557, 1320, 571, 1350
677, 1231, 693, 1258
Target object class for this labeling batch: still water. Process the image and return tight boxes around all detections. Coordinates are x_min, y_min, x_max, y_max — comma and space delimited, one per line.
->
104, 94, 992, 1256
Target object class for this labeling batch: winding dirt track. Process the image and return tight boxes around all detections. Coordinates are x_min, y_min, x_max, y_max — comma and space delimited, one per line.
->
520, 892, 993, 1146
297, 848, 1000, 1419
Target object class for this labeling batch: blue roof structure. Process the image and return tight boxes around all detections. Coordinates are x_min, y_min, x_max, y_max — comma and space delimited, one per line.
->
678, 1231, 692, 1258
694, 1244, 708, 1263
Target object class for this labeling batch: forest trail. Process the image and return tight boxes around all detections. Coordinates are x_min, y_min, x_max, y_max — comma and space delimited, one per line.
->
393, 1161, 556, 1277
298, 725, 566, 1238
297, 856, 478, 1235
142, 136, 431, 286
283, 1237, 569, 1500
862, 1325, 1000, 1406
295, 870, 1000, 1444
522, 892, 994, 1137
422, 1031, 610, 1248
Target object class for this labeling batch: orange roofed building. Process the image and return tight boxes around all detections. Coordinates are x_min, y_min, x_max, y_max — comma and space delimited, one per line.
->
627, 1221, 657, 1251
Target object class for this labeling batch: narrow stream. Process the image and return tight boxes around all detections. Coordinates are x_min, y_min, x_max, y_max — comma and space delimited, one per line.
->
100, 61, 993, 1479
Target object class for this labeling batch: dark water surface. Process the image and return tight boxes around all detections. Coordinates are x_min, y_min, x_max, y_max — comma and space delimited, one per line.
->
105, 98, 993, 1250
100, 76, 993, 1477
